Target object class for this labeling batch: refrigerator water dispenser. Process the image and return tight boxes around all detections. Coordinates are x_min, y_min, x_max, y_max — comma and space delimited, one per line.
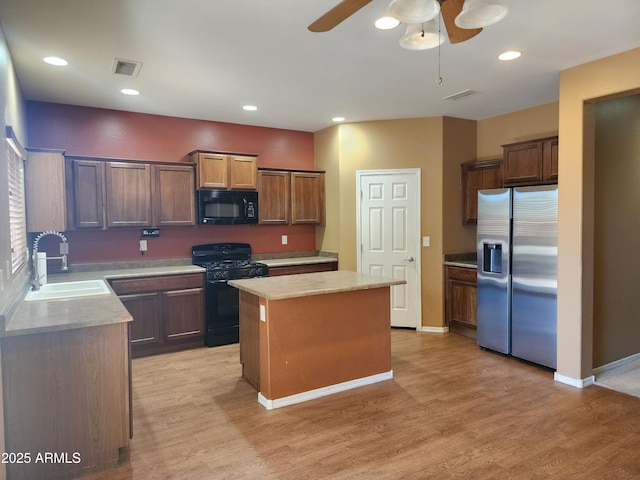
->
482, 243, 502, 273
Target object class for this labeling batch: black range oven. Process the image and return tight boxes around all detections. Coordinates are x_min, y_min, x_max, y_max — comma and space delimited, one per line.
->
192, 243, 268, 347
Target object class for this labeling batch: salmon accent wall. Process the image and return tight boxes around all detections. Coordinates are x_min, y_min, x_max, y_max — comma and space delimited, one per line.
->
26, 102, 317, 263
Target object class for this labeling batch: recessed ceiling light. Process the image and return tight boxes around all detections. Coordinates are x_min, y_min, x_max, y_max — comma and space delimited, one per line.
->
120, 88, 140, 96
243, 105, 258, 111
375, 16, 400, 30
498, 50, 522, 61
332, 117, 346, 122
43, 56, 68, 66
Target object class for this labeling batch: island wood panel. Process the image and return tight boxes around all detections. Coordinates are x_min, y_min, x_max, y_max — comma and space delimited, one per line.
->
257, 287, 391, 401
239, 290, 261, 390
1, 323, 129, 480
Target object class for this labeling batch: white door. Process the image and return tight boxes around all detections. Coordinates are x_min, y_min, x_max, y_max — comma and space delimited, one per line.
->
357, 169, 421, 329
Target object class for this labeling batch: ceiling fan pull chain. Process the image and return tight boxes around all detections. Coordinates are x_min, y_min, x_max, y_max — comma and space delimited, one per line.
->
437, 13, 443, 84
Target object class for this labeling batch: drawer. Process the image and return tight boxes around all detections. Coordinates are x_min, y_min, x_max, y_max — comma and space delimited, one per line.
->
446, 266, 477, 283
110, 273, 204, 294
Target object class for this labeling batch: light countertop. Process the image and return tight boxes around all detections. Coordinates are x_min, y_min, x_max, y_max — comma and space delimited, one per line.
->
259, 256, 337, 268
443, 260, 477, 269
229, 270, 405, 301
2, 254, 338, 337
443, 253, 477, 269
2, 265, 205, 338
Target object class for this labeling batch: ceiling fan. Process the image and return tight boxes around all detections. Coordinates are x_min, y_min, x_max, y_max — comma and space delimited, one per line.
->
308, 0, 509, 48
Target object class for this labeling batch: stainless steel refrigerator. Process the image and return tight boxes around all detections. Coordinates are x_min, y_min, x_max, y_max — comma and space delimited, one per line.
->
476, 185, 558, 369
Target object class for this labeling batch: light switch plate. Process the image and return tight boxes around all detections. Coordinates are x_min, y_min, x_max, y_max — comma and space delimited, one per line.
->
423, 236, 430, 247
260, 304, 266, 322
139, 240, 148, 252
282, 235, 288, 245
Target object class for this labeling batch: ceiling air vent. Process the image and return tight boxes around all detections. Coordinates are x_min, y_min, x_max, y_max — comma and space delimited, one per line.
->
111, 58, 142, 77
442, 89, 481, 101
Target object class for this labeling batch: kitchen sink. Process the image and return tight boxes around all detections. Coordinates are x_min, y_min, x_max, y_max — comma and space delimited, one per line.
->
24, 279, 111, 301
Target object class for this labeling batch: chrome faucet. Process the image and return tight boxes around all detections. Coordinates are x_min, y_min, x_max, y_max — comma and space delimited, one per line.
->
32, 231, 69, 291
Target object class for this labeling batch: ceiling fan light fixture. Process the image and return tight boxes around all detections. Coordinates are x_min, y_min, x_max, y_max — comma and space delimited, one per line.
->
388, 0, 440, 24
399, 19, 444, 50
375, 15, 401, 30
454, 0, 509, 29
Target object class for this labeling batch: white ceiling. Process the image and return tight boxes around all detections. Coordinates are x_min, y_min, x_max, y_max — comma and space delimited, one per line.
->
0, 0, 639, 133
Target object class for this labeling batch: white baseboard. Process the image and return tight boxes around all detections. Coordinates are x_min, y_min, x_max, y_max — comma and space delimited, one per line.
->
420, 326, 448, 334
592, 351, 640, 375
258, 370, 394, 410
554, 372, 595, 388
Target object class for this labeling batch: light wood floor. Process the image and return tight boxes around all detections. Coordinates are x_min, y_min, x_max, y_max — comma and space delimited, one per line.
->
83, 330, 640, 480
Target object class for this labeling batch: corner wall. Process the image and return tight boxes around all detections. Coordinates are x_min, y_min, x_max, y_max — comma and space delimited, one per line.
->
557, 47, 640, 382
0, 23, 27, 480
593, 94, 640, 367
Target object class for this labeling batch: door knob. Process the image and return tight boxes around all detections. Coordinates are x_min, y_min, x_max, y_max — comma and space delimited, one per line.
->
404, 256, 415, 262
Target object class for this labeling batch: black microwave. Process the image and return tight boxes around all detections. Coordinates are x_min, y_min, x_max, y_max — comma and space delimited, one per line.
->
197, 190, 258, 225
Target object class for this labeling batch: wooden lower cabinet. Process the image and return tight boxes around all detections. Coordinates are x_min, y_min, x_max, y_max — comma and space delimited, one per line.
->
267, 261, 338, 277
110, 273, 205, 357
1, 323, 130, 480
445, 266, 478, 338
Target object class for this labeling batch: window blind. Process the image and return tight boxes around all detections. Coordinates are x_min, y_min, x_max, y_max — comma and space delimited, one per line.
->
6, 131, 27, 275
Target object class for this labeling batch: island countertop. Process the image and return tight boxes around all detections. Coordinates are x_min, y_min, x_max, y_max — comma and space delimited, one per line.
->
229, 270, 405, 301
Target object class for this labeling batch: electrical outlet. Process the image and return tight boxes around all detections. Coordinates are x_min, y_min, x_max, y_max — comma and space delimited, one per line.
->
139, 240, 148, 252
282, 235, 288, 245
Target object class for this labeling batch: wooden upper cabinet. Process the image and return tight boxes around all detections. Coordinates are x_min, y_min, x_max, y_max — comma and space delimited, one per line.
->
152, 164, 195, 226
72, 159, 105, 229
193, 152, 228, 189
460, 159, 503, 224
502, 136, 558, 186
105, 162, 152, 227
25, 149, 67, 232
543, 136, 559, 182
229, 155, 258, 190
258, 169, 290, 224
68, 157, 195, 229
291, 171, 325, 225
190, 151, 257, 190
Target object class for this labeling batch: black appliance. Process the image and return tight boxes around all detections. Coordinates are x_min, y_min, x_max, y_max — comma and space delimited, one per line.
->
197, 190, 258, 225
192, 243, 268, 347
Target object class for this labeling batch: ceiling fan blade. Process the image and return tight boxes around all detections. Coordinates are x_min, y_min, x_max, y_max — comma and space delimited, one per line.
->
440, 0, 482, 43
308, 0, 374, 32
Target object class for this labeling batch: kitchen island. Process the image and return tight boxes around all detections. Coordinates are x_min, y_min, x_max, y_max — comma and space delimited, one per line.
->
228, 270, 405, 409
